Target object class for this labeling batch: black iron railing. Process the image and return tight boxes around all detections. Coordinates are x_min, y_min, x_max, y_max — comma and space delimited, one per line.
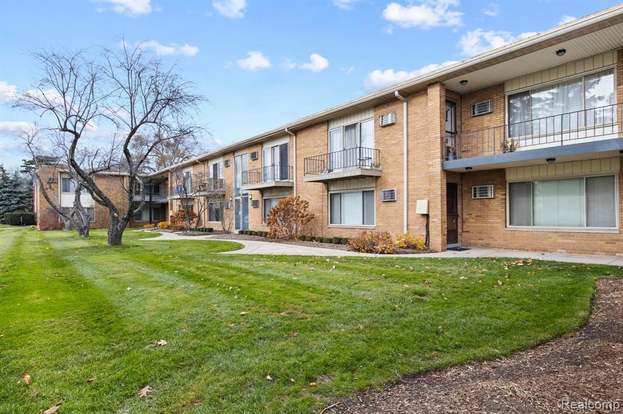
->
242, 165, 293, 186
304, 147, 380, 176
447, 103, 622, 160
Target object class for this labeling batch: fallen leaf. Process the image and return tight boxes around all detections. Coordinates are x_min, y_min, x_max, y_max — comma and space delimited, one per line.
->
86, 377, 96, 384
43, 404, 61, 414
266, 375, 273, 381
239, 311, 248, 316
21, 373, 32, 385
137, 385, 153, 398
153, 339, 168, 347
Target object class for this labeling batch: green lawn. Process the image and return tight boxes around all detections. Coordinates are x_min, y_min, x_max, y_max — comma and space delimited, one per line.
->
0, 226, 620, 413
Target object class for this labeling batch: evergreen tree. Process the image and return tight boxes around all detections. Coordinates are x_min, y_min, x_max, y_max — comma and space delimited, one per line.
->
0, 165, 33, 222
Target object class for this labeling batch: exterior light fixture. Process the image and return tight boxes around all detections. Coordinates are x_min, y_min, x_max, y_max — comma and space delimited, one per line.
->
546, 157, 556, 163
465, 166, 473, 171
555, 48, 566, 57
460, 79, 468, 86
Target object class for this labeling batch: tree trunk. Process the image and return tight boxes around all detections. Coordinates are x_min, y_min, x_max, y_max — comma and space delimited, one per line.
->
107, 213, 127, 246
73, 184, 91, 238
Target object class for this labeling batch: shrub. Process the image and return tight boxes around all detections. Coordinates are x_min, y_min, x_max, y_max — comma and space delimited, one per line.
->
267, 196, 315, 240
347, 231, 397, 254
396, 233, 427, 250
157, 221, 170, 230
4, 212, 35, 226
170, 209, 198, 228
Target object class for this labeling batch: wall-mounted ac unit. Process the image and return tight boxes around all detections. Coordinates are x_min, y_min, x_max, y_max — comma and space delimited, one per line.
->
251, 200, 260, 208
224, 159, 230, 168
381, 189, 396, 202
379, 112, 396, 127
472, 185, 494, 199
471, 99, 492, 117
250, 151, 258, 161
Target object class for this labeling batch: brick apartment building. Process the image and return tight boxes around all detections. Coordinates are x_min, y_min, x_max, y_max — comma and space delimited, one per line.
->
36, 5, 623, 255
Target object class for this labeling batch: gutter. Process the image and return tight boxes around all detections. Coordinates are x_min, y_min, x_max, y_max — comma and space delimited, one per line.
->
394, 91, 408, 234
284, 127, 296, 195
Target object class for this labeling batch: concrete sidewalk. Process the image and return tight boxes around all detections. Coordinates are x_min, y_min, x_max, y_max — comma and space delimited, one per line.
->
142, 231, 623, 266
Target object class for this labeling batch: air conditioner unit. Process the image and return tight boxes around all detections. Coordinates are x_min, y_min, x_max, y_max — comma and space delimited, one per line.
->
224, 159, 230, 168
381, 189, 397, 202
471, 99, 492, 117
379, 112, 396, 127
250, 151, 258, 161
472, 185, 494, 199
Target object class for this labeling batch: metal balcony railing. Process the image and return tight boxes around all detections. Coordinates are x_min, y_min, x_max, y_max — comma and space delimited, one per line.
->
304, 147, 380, 176
193, 177, 225, 194
242, 165, 293, 186
446, 103, 622, 160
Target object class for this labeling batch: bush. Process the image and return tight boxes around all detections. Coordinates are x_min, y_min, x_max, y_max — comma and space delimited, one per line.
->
348, 231, 397, 254
396, 233, 427, 250
267, 196, 315, 240
170, 209, 198, 228
4, 212, 35, 226
157, 221, 170, 230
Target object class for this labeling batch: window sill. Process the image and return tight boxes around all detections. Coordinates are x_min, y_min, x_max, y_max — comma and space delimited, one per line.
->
506, 226, 619, 234
328, 224, 376, 229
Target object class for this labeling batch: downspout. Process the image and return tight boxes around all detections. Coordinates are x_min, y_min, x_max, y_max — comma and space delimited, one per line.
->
394, 90, 408, 234
285, 127, 296, 196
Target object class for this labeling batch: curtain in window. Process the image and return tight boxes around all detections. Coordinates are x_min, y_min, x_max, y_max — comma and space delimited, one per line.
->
533, 178, 584, 227
508, 92, 531, 138
586, 176, 616, 227
330, 193, 341, 224
363, 190, 375, 225
509, 182, 532, 226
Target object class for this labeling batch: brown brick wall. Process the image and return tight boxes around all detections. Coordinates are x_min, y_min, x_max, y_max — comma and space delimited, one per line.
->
461, 165, 623, 255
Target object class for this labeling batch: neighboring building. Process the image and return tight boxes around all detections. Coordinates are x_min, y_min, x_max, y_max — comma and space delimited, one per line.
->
37, 5, 623, 255
33, 163, 167, 230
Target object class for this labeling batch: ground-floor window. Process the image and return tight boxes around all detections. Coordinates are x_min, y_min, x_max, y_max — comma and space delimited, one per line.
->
508, 175, 617, 228
263, 197, 283, 222
208, 201, 222, 222
329, 190, 375, 226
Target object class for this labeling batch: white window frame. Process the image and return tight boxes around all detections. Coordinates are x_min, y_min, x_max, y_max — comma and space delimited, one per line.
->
328, 189, 376, 228
506, 173, 619, 233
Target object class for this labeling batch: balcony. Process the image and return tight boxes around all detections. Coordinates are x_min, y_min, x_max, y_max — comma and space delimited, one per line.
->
137, 189, 168, 203
193, 176, 225, 197
444, 103, 623, 171
303, 147, 381, 182
241, 165, 293, 190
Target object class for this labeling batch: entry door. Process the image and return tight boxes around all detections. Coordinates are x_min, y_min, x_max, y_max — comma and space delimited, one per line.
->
446, 183, 459, 245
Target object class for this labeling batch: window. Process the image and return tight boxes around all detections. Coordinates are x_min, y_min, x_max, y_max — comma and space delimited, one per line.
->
508, 69, 615, 137
61, 177, 76, 193
208, 202, 222, 222
263, 197, 282, 222
328, 119, 375, 170
133, 208, 143, 221
183, 172, 192, 193
508, 176, 617, 229
330, 190, 375, 226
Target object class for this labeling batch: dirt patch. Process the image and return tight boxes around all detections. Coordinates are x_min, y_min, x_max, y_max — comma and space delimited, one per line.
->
333, 278, 623, 413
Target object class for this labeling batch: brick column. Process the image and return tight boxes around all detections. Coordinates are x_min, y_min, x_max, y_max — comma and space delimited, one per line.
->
427, 83, 448, 252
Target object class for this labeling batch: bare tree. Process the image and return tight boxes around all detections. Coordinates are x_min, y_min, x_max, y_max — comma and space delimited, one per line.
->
132, 134, 201, 173
17, 46, 201, 245
171, 168, 196, 231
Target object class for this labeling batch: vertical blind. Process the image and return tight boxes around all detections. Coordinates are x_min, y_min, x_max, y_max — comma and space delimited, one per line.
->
509, 176, 616, 228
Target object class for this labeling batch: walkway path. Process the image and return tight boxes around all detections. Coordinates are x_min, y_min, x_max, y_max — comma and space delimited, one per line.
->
143, 231, 623, 266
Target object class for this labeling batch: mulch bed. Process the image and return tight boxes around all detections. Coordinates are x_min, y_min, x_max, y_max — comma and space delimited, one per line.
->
331, 278, 623, 413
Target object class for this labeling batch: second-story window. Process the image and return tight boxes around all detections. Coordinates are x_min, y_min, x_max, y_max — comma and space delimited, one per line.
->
328, 118, 374, 170
61, 177, 76, 193
508, 69, 615, 138
183, 171, 192, 193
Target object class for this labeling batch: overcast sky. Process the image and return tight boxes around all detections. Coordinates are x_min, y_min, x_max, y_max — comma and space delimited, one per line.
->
0, 0, 617, 170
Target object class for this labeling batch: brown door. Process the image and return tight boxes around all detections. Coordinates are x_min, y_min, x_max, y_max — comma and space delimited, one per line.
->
446, 183, 458, 245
